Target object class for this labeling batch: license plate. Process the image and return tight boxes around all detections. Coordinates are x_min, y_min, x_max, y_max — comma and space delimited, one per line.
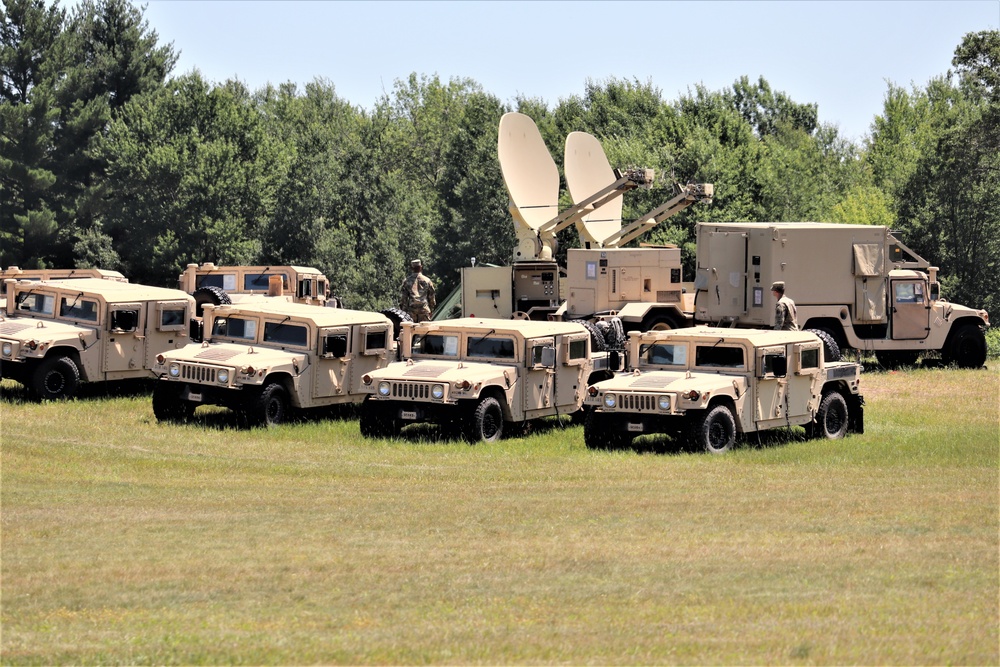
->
182, 387, 202, 402
627, 422, 644, 432
400, 410, 417, 420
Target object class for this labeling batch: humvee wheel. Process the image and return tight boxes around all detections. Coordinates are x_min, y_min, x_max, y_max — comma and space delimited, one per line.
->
809, 390, 849, 440
465, 396, 504, 443
874, 350, 919, 369
192, 285, 232, 316
571, 320, 606, 352
688, 404, 736, 454
806, 328, 841, 362
152, 382, 195, 422
943, 325, 987, 369
641, 312, 683, 332
380, 308, 413, 340
31, 356, 80, 400
250, 382, 290, 427
359, 399, 397, 438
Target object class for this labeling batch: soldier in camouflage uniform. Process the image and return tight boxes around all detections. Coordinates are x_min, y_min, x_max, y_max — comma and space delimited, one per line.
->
771, 281, 799, 331
400, 259, 436, 323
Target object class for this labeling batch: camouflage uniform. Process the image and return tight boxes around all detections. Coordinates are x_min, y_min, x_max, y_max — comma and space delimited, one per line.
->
772, 281, 798, 331
400, 262, 436, 323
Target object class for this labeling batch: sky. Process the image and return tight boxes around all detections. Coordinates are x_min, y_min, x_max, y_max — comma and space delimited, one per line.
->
137, 0, 999, 144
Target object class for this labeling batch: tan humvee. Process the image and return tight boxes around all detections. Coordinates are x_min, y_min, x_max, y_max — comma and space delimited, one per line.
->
694, 222, 990, 368
151, 302, 395, 426
1, 278, 195, 399
584, 327, 864, 453
358, 317, 621, 442
0, 266, 128, 310
177, 263, 332, 313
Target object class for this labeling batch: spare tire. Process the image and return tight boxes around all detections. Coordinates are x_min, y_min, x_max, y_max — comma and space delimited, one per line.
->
806, 328, 841, 362
192, 285, 231, 316
571, 319, 606, 352
380, 308, 413, 340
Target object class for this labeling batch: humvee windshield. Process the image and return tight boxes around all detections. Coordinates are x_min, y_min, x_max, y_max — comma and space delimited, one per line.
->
212, 316, 257, 341
263, 319, 307, 347
695, 345, 745, 368
466, 336, 515, 360
640, 343, 687, 367
412, 333, 459, 357
59, 295, 98, 322
16, 292, 54, 316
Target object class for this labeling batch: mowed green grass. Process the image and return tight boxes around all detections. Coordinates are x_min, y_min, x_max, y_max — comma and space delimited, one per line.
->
1, 365, 997, 665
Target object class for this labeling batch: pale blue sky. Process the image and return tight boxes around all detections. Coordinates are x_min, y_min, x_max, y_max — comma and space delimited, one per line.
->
139, 0, 999, 143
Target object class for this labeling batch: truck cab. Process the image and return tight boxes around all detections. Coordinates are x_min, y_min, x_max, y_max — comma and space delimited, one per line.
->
359, 318, 620, 442
584, 326, 864, 453
1, 278, 194, 399
151, 302, 395, 426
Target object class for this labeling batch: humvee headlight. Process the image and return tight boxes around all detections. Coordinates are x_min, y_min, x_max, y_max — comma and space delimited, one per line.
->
168, 363, 180, 378
377, 381, 391, 396
1, 342, 11, 357
603, 393, 617, 408
217, 369, 229, 384
658, 395, 671, 410
431, 384, 444, 399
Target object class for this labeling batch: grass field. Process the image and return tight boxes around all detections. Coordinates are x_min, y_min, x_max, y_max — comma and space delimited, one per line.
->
1, 363, 998, 665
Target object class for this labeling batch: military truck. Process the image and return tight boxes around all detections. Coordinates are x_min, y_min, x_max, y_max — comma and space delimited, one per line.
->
457, 113, 712, 335
693, 222, 990, 368
1, 278, 195, 399
583, 326, 865, 453
358, 317, 622, 442
177, 263, 333, 314
0, 266, 128, 310
151, 302, 395, 426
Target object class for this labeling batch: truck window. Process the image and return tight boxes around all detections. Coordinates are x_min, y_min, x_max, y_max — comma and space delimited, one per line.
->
212, 317, 256, 341
159, 308, 186, 329
298, 279, 312, 298
894, 282, 924, 304
695, 345, 744, 368
324, 334, 348, 358
60, 296, 98, 322
568, 339, 587, 360
413, 333, 458, 357
467, 336, 515, 359
245, 273, 284, 291
364, 329, 387, 352
264, 321, 307, 346
761, 353, 787, 377
16, 292, 54, 315
196, 274, 232, 290
801, 348, 819, 369
110, 309, 139, 332
641, 343, 687, 366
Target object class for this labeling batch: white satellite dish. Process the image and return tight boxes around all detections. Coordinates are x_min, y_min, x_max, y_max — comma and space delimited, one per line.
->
564, 131, 625, 248
498, 112, 560, 259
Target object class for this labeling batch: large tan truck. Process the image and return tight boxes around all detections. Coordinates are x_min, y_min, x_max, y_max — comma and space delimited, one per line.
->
693, 222, 990, 368
358, 317, 621, 442
1, 278, 195, 399
584, 326, 865, 453
151, 302, 396, 426
177, 263, 332, 314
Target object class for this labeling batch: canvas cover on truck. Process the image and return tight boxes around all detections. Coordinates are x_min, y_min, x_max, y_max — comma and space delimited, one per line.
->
853, 243, 887, 322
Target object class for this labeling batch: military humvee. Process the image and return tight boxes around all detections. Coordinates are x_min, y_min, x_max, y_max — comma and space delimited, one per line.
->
0, 266, 128, 310
177, 263, 332, 314
584, 327, 864, 453
358, 317, 621, 442
694, 222, 990, 368
1, 278, 195, 399
151, 302, 395, 426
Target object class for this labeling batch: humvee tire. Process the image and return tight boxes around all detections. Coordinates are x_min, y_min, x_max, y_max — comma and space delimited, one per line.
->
805, 328, 841, 362
152, 382, 195, 422
688, 403, 736, 454
943, 324, 987, 369
249, 382, 290, 427
571, 320, 606, 352
31, 355, 80, 400
465, 396, 504, 443
641, 312, 684, 332
380, 308, 412, 340
192, 285, 232, 316
359, 399, 398, 438
874, 350, 919, 369
808, 390, 849, 439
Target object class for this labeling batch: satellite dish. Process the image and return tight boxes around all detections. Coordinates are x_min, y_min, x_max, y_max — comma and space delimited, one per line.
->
498, 112, 559, 259
564, 131, 624, 247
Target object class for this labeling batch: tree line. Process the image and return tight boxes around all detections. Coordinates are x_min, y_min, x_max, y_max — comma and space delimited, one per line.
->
2, 0, 998, 316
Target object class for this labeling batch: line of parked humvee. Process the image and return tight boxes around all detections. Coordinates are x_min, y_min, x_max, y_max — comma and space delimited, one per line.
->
1, 265, 866, 454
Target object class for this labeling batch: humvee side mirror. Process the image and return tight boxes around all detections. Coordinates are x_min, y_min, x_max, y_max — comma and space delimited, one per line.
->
110, 309, 138, 332
540, 346, 556, 368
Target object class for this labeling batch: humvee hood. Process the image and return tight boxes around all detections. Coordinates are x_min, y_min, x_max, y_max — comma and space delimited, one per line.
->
594, 369, 747, 394
367, 359, 514, 383
163, 343, 306, 368
0, 318, 93, 342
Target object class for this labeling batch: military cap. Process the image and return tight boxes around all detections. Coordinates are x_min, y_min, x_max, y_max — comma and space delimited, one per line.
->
410, 259, 422, 267
771, 281, 785, 292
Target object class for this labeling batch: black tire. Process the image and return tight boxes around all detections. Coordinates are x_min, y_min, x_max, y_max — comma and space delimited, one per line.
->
192, 285, 232, 317
943, 324, 987, 369
249, 382, 290, 427
597, 318, 626, 350
809, 390, 849, 440
31, 356, 80, 400
359, 399, 398, 438
875, 350, 919, 369
465, 396, 504, 443
152, 382, 195, 422
583, 411, 631, 450
380, 308, 413, 340
687, 404, 736, 454
806, 328, 841, 362
571, 320, 606, 352
641, 312, 684, 332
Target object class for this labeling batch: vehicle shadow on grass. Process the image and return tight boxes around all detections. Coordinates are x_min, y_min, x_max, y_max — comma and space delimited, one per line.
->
626, 426, 809, 456
0, 378, 155, 405
394, 414, 580, 445
163, 402, 363, 432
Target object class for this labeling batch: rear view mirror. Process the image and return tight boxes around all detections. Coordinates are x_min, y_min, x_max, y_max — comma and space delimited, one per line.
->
540, 346, 556, 368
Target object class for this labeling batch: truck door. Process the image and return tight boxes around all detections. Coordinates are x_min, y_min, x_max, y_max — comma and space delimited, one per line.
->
889, 278, 930, 340
754, 345, 787, 429
699, 231, 748, 319
105, 303, 145, 373
524, 337, 555, 419
315, 327, 350, 398
788, 341, 821, 418
555, 333, 589, 410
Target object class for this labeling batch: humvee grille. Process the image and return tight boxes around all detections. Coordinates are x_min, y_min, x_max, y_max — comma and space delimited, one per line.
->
179, 364, 218, 383
618, 393, 657, 411
390, 382, 431, 399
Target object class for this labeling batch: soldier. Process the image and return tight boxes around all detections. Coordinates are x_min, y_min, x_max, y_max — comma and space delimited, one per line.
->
772, 281, 798, 331
399, 259, 436, 322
